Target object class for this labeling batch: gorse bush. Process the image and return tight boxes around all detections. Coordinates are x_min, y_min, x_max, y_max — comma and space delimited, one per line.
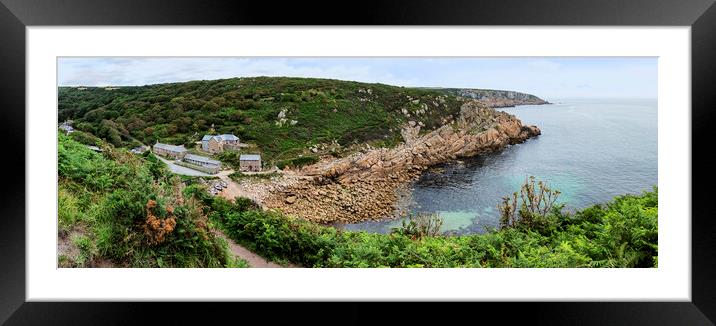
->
143, 199, 177, 245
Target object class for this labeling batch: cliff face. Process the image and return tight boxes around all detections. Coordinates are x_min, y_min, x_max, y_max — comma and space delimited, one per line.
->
304, 101, 540, 182
261, 101, 541, 223
445, 88, 549, 108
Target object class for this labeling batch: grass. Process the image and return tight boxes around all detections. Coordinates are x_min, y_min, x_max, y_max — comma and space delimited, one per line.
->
71, 234, 97, 267
228, 171, 281, 181
276, 155, 319, 170
227, 257, 250, 268
179, 175, 219, 183
186, 146, 213, 156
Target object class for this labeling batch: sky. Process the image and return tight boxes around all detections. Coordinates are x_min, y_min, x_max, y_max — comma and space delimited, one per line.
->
58, 57, 657, 100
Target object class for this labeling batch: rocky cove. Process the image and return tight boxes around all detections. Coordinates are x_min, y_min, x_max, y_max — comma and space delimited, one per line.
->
242, 100, 541, 224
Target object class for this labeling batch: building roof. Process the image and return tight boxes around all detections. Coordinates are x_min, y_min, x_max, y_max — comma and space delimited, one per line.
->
154, 143, 187, 152
203, 134, 240, 142
240, 154, 261, 161
184, 154, 221, 165
219, 134, 239, 141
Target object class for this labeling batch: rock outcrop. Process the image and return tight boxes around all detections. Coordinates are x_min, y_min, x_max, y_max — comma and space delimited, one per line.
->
262, 101, 541, 223
303, 101, 540, 182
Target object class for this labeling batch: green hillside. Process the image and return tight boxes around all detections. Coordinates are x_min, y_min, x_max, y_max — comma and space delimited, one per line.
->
58, 77, 476, 165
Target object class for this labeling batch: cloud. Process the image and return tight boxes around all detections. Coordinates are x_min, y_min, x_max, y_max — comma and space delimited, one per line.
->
58, 58, 420, 87
57, 57, 657, 99
526, 59, 562, 70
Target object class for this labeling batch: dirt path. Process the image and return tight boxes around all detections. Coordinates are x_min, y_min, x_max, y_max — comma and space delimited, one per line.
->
216, 174, 265, 205
212, 171, 306, 267
212, 229, 296, 268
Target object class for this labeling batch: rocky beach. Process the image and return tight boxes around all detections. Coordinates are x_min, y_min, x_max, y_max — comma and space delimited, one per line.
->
250, 100, 541, 223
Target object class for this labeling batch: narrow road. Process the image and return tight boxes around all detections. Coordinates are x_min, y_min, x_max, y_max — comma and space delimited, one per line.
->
212, 229, 296, 268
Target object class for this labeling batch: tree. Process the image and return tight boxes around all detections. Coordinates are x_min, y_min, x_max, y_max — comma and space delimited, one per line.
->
98, 119, 123, 147
83, 108, 108, 123
201, 101, 219, 112
174, 117, 192, 133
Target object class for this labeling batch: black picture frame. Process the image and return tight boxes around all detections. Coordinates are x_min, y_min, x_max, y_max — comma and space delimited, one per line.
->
1, 0, 715, 324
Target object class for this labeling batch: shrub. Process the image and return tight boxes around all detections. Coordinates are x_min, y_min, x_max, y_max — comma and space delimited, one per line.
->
229, 171, 280, 181
390, 212, 444, 240
276, 155, 319, 170
498, 176, 561, 230
69, 130, 101, 146
58, 188, 81, 232
227, 256, 250, 268
143, 199, 177, 245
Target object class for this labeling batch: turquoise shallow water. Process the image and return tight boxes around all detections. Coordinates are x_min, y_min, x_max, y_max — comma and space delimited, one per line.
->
339, 98, 658, 235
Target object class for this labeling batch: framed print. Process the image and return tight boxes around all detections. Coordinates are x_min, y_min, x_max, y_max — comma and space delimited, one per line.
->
2, 0, 716, 324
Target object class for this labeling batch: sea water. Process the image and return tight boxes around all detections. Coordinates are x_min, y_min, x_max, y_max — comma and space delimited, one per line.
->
340, 98, 658, 235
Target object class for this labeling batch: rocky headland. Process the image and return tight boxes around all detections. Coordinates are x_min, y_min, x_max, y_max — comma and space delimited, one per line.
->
259, 100, 541, 224
448, 88, 550, 108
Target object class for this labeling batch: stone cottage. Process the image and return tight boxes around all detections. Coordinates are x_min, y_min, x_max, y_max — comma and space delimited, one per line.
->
201, 134, 240, 154
153, 142, 187, 159
239, 154, 262, 172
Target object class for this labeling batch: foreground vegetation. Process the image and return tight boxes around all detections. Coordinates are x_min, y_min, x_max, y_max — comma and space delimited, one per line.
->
192, 184, 658, 268
58, 134, 247, 267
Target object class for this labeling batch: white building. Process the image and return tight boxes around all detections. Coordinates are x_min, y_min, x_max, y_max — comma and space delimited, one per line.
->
182, 154, 222, 174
